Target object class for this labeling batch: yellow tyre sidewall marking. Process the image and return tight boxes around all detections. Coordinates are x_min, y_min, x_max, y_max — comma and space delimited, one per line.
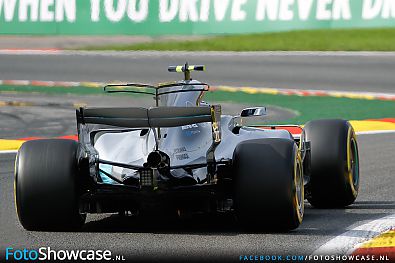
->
14, 150, 19, 219
294, 148, 304, 224
346, 126, 358, 198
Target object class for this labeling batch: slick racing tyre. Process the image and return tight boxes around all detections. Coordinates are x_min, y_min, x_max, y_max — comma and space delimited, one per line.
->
303, 119, 359, 208
233, 138, 304, 231
15, 139, 86, 231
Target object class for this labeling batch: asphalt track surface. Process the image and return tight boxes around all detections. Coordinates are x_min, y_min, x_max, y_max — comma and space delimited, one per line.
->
1, 51, 395, 93
0, 52, 394, 262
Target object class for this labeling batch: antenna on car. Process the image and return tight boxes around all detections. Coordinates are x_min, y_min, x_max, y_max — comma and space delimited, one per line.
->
168, 62, 205, 81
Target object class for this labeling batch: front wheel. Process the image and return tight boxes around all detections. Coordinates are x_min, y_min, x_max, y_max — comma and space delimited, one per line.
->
233, 138, 304, 231
303, 119, 360, 208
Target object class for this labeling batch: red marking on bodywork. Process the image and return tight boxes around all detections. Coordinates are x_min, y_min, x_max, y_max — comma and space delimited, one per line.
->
17, 137, 42, 141
58, 135, 78, 140
257, 126, 303, 135
18, 135, 78, 141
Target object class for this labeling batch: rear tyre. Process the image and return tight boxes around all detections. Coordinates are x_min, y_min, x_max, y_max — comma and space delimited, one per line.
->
15, 139, 86, 231
233, 138, 304, 231
303, 119, 359, 208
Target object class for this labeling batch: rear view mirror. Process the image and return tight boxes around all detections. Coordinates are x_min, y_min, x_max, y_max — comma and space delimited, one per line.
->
230, 107, 268, 130
241, 107, 267, 117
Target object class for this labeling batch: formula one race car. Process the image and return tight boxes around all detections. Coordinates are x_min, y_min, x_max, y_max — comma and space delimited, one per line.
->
14, 64, 360, 231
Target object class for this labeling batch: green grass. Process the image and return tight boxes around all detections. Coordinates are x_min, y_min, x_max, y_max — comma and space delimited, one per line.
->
1, 85, 394, 124
205, 91, 395, 124
81, 28, 395, 51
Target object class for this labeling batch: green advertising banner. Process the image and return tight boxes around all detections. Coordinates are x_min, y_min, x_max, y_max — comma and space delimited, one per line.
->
0, 0, 395, 35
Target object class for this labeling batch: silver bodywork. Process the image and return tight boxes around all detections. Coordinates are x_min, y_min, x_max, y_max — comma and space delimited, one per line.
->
93, 81, 293, 184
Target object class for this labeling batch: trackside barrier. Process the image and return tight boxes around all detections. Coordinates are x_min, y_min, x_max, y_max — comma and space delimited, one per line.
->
1, 0, 395, 35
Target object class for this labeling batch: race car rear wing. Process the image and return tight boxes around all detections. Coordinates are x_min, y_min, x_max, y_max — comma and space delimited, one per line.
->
77, 106, 214, 128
